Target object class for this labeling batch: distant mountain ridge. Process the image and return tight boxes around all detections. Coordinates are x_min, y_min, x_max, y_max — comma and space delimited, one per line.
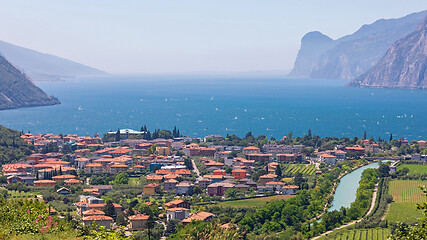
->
347, 16, 427, 89
289, 10, 427, 80
0, 53, 60, 110
0, 40, 106, 81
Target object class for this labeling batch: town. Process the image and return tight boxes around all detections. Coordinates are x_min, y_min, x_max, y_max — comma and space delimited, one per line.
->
1, 126, 426, 239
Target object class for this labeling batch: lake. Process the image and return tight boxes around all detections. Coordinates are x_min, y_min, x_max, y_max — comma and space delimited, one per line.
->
0, 75, 425, 139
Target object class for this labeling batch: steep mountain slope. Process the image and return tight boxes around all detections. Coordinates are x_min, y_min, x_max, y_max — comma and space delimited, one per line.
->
0, 40, 106, 81
347, 17, 427, 89
0, 53, 60, 110
288, 31, 334, 78
289, 10, 427, 80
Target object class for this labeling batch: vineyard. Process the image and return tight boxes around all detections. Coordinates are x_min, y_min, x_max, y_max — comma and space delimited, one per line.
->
283, 164, 316, 175
322, 228, 390, 240
389, 180, 427, 203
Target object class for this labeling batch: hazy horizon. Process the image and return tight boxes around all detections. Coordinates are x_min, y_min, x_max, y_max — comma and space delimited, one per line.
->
0, 0, 426, 74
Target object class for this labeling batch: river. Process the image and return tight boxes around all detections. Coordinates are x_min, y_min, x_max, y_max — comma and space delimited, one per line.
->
328, 162, 380, 212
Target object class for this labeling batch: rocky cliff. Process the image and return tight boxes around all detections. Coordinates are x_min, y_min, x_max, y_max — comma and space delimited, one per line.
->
0, 53, 60, 110
289, 10, 427, 80
347, 17, 427, 89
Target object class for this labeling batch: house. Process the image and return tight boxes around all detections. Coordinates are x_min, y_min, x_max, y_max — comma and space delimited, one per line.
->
182, 212, 215, 225
145, 174, 164, 183
82, 215, 113, 229
243, 146, 260, 155
164, 179, 178, 191
65, 179, 83, 185
279, 185, 300, 195
277, 154, 296, 162
265, 181, 286, 191
128, 214, 150, 231
109, 163, 129, 174
167, 207, 190, 221
164, 199, 191, 209
143, 183, 160, 195
258, 174, 277, 186
176, 181, 194, 195
213, 169, 226, 176
84, 163, 107, 174
56, 187, 71, 195
207, 182, 235, 196
82, 209, 105, 217
197, 178, 212, 189
52, 174, 76, 183
34, 180, 56, 186
235, 184, 250, 191
247, 154, 272, 162
17, 176, 37, 185
203, 174, 224, 183
90, 185, 113, 194
320, 154, 337, 165
214, 151, 231, 160
232, 169, 247, 180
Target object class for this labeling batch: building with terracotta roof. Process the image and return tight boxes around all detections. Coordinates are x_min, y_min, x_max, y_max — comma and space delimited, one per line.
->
109, 163, 129, 174
207, 182, 235, 196
167, 207, 190, 221
128, 214, 150, 231
145, 174, 164, 183
164, 199, 191, 209
143, 183, 160, 195
82, 209, 105, 217
182, 212, 215, 225
320, 154, 337, 165
258, 174, 278, 186
174, 169, 191, 175
232, 169, 247, 180
52, 174, 76, 183
82, 215, 113, 229
243, 146, 260, 155
65, 179, 83, 185
247, 154, 272, 162
34, 180, 56, 186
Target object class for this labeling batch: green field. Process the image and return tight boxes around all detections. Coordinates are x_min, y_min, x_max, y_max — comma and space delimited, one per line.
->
398, 164, 427, 175
320, 228, 390, 240
386, 202, 424, 223
283, 164, 316, 175
386, 180, 427, 223
217, 195, 294, 208
389, 180, 427, 203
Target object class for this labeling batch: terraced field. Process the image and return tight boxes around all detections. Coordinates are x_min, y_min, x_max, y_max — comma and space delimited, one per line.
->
284, 164, 316, 175
321, 228, 390, 240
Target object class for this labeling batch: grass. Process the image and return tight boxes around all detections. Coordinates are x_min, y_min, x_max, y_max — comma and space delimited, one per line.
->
217, 195, 294, 208
386, 202, 424, 224
398, 164, 427, 175
319, 228, 390, 240
128, 177, 140, 186
386, 180, 427, 223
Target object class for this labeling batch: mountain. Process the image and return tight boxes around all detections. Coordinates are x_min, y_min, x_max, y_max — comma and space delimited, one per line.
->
0, 53, 60, 110
0, 40, 106, 81
347, 17, 427, 89
289, 10, 427, 80
288, 31, 334, 78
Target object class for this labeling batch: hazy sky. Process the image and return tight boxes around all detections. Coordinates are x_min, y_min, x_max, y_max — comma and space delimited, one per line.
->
0, 0, 426, 74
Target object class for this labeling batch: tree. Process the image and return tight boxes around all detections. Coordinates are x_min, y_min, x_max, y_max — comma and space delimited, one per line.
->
184, 157, 193, 170
308, 129, 312, 138
363, 130, 367, 140
116, 212, 127, 226
103, 200, 116, 219
115, 129, 121, 142
114, 172, 129, 185
294, 172, 305, 188
378, 163, 390, 177
165, 219, 180, 236
390, 134, 393, 142
225, 188, 237, 198
275, 164, 282, 178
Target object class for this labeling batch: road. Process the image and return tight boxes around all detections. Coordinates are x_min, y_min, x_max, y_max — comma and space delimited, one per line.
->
311, 183, 379, 240
191, 158, 201, 179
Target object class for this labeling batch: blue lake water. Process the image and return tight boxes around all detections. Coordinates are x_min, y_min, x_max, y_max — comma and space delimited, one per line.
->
0, 75, 425, 139
328, 162, 380, 212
